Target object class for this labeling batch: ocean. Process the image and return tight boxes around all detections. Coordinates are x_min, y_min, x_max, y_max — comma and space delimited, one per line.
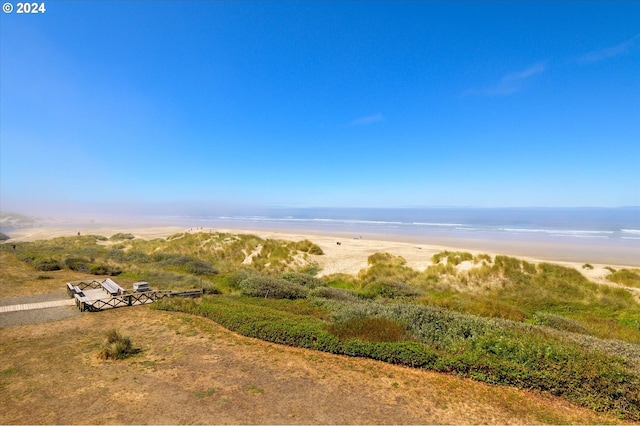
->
154, 207, 640, 265
2, 207, 638, 265
161, 207, 639, 241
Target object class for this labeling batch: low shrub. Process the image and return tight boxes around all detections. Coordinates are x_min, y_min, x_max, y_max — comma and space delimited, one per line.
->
108, 249, 150, 264
110, 233, 135, 241
186, 260, 218, 276
98, 329, 135, 360
239, 276, 309, 299
34, 258, 61, 271
281, 272, 326, 288
225, 269, 256, 289
531, 312, 590, 334
65, 257, 90, 272
309, 286, 359, 302
17, 252, 36, 263
89, 263, 122, 276
361, 279, 421, 299
136, 270, 199, 290
152, 252, 218, 276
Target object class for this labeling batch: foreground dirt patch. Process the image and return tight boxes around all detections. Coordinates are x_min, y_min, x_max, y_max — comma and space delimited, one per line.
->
0, 306, 623, 424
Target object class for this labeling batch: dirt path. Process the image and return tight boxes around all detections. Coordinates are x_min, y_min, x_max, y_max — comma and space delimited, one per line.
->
0, 306, 623, 425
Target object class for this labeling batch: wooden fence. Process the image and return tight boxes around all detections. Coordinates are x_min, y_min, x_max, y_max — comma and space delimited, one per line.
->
71, 288, 203, 312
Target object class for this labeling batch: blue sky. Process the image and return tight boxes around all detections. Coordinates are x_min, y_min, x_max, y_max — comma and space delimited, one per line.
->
1, 1, 639, 215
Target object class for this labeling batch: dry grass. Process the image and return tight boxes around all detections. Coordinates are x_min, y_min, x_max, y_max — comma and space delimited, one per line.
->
0, 251, 139, 297
0, 306, 624, 425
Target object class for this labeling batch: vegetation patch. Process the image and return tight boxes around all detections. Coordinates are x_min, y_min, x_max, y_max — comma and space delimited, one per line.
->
329, 316, 410, 342
110, 233, 135, 241
239, 276, 308, 299
155, 295, 640, 420
432, 251, 473, 266
6, 234, 640, 420
34, 258, 61, 271
295, 239, 324, 255
280, 271, 325, 288
607, 268, 640, 289
195, 388, 217, 398
98, 329, 137, 360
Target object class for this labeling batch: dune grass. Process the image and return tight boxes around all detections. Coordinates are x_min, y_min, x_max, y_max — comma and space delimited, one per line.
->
608, 268, 640, 289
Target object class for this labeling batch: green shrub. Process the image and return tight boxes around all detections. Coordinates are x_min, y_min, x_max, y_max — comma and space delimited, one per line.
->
531, 312, 590, 334
88, 263, 121, 276
225, 269, 256, 289
152, 252, 218, 275
65, 257, 91, 273
152, 252, 191, 265
281, 272, 326, 288
361, 279, 421, 299
582, 263, 594, 270
309, 286, 359, 302
297, 263, 321, 276
17, 252, 36, 263
98, 329, 135, 360
323, 273, 360, 291
239, 276, 309, 299
107, 249, 150, 264
186, 260, 218, 276
125, 250, 150, 263
110, 233, 135, 241
34, 258, 61, 271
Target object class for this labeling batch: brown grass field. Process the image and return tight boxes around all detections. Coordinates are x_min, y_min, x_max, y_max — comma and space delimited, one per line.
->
0, 305, 626, 425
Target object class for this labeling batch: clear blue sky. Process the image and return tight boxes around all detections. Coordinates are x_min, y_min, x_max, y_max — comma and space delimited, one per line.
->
1, 1, 639, 214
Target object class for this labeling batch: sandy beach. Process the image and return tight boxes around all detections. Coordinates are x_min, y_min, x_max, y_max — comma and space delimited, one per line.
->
4, 224, 637, 287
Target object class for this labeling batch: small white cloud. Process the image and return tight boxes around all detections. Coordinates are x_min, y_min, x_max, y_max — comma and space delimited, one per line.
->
464, 62, 547, 97
348, 113, 385, 126
578, 34, 640, 63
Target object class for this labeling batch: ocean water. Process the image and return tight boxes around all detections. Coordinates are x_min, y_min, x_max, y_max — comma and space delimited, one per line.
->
164, 207, 639, 241
154, 207, 640, 265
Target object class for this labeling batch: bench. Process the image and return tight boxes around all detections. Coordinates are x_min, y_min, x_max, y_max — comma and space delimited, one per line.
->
101, 278, 124, 296
133, 281, 150, 292
73, 285, 85, 297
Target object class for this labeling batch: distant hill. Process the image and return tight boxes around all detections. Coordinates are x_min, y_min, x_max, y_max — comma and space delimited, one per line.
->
0, 212, 39, 228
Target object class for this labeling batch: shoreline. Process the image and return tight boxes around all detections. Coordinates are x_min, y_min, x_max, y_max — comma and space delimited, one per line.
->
2, 225, 638, 283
